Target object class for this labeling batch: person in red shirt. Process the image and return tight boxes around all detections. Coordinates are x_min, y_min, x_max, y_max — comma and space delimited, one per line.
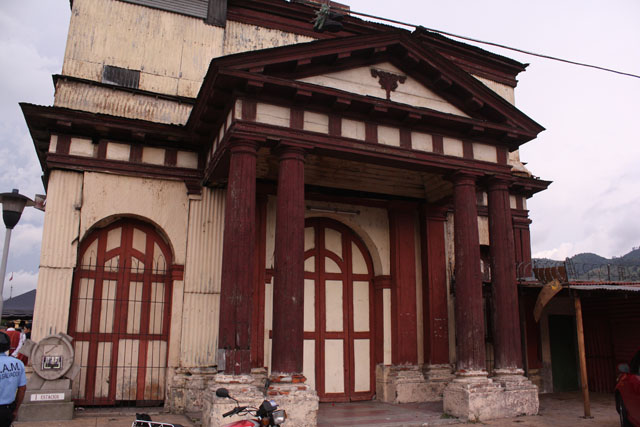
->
4, 328, 20, 356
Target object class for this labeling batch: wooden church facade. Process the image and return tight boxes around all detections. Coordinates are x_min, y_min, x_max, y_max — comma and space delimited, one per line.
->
22, 0, 549, 423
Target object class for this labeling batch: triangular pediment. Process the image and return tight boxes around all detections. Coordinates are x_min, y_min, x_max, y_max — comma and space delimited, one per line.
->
191, 32, 544, 148
298, 62, 470, 118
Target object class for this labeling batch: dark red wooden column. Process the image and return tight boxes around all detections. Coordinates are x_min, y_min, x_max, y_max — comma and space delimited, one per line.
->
452, 172, 485, 373
420, 205, 449, 365
271, 145, 306, 374
218, 140, 257, 374
487, 177, 522, 371
388, 203, 418, 365
512, 210, 533, 278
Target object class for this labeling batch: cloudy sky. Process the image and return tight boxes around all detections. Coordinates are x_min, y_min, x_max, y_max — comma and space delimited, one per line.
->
0, 0, 639, 299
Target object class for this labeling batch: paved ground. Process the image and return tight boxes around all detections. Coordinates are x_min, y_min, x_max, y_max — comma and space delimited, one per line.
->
13, 392, 619, 427
318, 392, 619, 427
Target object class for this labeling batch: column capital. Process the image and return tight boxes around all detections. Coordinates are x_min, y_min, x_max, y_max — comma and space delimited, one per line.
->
449, 170, 483, 186
484, 174, 513, 191
272, 142, 308, 161
229, 139, 259, 155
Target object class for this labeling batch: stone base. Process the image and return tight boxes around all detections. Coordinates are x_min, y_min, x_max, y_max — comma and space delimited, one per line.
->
443, 371, 538, 422
202, 370, 318, 427
266, 374, 318, 427
376, 364, 453, 403
166, 366, 218, 413
17, 401, 74, 421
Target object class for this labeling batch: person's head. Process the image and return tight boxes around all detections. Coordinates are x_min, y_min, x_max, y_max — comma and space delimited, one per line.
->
0, 332, 10, 353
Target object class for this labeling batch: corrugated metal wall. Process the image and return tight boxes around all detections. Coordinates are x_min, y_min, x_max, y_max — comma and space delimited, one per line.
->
180, 188, 225, 366
32, 170, 84, 340
54, 81, 192, 125
120, 0, 208, 19
582, 293, 640, 392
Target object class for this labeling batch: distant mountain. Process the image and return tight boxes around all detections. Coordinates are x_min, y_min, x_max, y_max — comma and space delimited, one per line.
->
570, 252, 608, 265
533, 247, 640, 281
534, 247, 640, 266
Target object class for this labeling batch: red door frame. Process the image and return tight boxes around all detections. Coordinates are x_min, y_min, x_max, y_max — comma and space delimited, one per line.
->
303, 217, 375, 402
68, 219, 174, 405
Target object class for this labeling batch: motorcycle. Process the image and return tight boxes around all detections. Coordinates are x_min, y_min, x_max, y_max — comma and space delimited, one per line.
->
215, 386, 287, 427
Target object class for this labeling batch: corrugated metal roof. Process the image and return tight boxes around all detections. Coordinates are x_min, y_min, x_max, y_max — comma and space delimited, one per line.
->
519, 281, 640, 292
567, 283, 640, 292
120, 0, 208, 19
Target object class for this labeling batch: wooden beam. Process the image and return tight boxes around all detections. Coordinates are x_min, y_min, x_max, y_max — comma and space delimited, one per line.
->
574, 293, 592, 418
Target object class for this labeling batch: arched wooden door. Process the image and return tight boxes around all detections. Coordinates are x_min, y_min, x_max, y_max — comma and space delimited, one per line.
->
303, 218, 375, 402
68, 219, 173, 406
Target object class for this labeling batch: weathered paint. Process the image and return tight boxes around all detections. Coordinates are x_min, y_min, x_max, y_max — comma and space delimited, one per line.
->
304, 202, 390, 276
412, 132, 433, 152
388, 206, 418, 365
183, 188, 225, 294
473, 75, 515, 105
256, 103, 290, 128
218, 142, 257, 374
473, 143, 498, 163
299, 62, 470, 117
64, 0, 226, 98
443, 137, 464, 157
378, 125, 400, 147
303, 111, 329, 134
79, 172, 189, 264
32, 170, 84, 341
452, 173, 485, 372
69, 137, 95, 157
488, 179, 521, 370
271, 146, 306, 374
222, 20, 315, 56
179, 188, 225, 367
53, 80, 192, 125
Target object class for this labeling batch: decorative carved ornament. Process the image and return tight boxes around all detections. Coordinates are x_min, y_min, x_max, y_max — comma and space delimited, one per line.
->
370, 68, 407, 100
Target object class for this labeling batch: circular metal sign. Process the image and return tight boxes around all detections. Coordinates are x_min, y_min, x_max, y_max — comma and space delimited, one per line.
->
31, 335, 75, 380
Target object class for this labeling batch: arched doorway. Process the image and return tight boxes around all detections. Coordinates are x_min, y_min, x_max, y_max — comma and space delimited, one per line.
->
303, 218, 375, 402
68, 219, 173, 406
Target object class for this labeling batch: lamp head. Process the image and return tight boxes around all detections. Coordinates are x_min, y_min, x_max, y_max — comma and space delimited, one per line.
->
0, 189, 34, 229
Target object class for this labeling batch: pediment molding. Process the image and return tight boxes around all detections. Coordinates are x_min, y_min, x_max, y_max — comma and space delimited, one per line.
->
190, 32, 543, 150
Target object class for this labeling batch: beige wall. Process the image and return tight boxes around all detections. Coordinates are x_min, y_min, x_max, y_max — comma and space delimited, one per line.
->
32, 171, 83, 340
299, 62, 470, 117
60, 0, 315, 107
179, 188, 226, 368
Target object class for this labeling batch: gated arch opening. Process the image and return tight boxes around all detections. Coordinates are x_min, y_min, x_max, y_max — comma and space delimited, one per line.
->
68, 218, 174, 406
303, 217, 376, 402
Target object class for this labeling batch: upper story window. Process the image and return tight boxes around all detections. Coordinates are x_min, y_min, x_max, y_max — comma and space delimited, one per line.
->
102, 65, 140, 89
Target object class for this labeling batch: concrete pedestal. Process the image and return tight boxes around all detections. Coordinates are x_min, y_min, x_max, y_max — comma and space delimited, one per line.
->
202, 370, 318, 427
17, 380, 74, 422
443, 370, 538, 422
267, 374, 318, 427
166, 366, 218, 413
376, 364, 454, 403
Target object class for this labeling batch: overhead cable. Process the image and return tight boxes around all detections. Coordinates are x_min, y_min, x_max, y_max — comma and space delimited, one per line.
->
299, 1, 640, 80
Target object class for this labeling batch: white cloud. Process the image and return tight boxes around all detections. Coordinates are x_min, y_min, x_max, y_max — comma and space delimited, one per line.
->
533, 243, 576, 261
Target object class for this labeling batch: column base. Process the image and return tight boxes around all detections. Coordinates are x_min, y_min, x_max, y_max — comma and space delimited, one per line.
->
443, 370, 538, 421
266, 373, 319, 427
202, 368, 269, 427
376, 364, 453, 403
166, 367, 218, 413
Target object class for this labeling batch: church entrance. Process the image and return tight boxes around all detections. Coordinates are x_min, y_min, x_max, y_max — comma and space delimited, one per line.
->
302, 218, 375, 402
68, 219, 173, 406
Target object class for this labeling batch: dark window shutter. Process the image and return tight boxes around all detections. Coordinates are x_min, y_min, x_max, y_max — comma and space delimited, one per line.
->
102, 65, 140, 89
206, 0, 227, 27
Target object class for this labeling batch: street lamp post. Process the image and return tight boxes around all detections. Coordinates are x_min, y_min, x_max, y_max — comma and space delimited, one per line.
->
0, 189, 34, 319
